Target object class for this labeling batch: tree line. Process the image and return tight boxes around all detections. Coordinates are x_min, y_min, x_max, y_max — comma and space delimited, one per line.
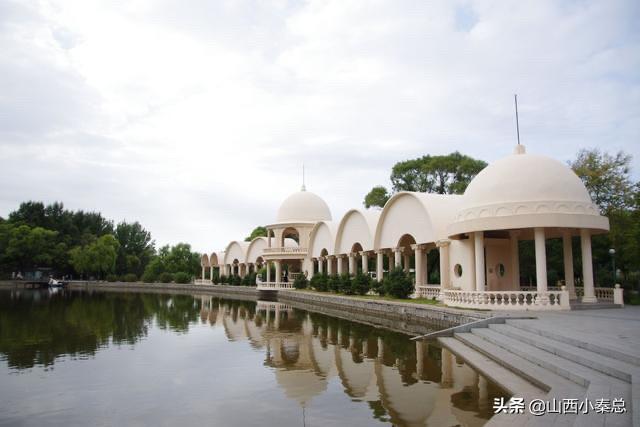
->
0, 202, 200, 282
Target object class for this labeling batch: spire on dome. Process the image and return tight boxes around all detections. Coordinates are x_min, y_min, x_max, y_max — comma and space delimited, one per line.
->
301, 163, 306, 191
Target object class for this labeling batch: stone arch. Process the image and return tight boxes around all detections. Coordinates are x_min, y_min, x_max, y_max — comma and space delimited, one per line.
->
200, 253, 210, 268
209, 252, 219, 267
223, 241, 248, 266
334, 209, 379, 254
246, 237, 268, 264
308, 221, 337, 258
375, 192, 462, 249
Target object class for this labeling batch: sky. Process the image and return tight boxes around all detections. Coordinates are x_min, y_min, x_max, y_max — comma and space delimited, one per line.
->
1, 0, 639, 253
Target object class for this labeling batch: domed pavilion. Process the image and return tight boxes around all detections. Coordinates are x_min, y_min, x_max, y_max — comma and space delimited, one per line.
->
200, 145, 621, 310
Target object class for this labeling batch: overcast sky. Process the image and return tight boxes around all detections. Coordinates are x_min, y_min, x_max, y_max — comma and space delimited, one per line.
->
1, 0, 638, 253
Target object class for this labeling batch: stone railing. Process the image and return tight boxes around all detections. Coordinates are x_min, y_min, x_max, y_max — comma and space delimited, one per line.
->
256, 281, 295, 290
519, 285, 623, 304
416, 285, 441, 300
263, 247, 308, 254
194, 279, 212, 285
444, 289, 570, 311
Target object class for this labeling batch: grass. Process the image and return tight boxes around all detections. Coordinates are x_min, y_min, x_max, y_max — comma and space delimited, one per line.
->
297, 289, 443, 306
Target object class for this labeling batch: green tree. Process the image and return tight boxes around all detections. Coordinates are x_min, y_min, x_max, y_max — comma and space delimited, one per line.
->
364, 186, 390, 209
142, 243, 200, 280
114, 221, 155, 276
569, 149, 634, 214
383, 267, 414, 299
245, 226, 267, 242
0, 224, 60, 271
363, 152, 486, 207
69, 234, 120, 279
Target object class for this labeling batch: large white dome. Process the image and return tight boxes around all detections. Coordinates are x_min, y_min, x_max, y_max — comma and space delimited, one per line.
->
447, 146, 609, 236
276, 190, 332, 223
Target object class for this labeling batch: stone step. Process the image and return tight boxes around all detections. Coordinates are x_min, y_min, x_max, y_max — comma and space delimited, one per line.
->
452, 332, 583, 426
506, 319, 640, 367
569, 302, 621, 310
438, 337, 548, 427
438, 337, 544, 398
453, 332, 582, 395
488, 323, 634, 383
468, 329, 633, 426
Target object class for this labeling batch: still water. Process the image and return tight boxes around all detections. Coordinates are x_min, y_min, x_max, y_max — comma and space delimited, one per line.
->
0, 289, 507, 426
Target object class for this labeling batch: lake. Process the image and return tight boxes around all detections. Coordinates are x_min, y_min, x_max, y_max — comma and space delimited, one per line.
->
0, 288, 507, 426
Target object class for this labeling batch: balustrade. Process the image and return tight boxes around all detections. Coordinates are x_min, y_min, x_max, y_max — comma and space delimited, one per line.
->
444, 289, 570, 310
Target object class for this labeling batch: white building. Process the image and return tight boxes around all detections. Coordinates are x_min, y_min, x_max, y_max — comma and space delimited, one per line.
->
200, 146, 621, 311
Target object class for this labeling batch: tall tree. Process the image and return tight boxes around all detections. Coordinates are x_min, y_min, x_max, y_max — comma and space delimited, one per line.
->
114, 221, 155, 276
569, 149, 634, 213
69, 235, 120, 279
245, 226, 267, 242
363, 186, 390, 209
0, 224, 61, 272
363, 152, 487, 208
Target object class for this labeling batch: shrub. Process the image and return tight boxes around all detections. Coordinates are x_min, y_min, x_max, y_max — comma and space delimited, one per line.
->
232, 275, 242, 286
339, 274, 352, 294
293, 274, 309, 289
159, 272, 174, 283
122, 273, 138, 282
106, 274, 118, 282
218, 275, 226, 284
141, 271, 156, 283
327, 274, 341, 293
371, 277, 385, 295
310, 274, 328, 292
211, 271, 219, 284
383, 267, 414, 299
351, 272, 371, 295
174, 272, 191, 284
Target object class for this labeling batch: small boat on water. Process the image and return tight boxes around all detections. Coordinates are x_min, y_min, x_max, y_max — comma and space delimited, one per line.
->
48, 278, 66, 288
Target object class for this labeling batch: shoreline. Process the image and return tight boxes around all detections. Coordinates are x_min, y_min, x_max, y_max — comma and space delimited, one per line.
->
0, 280, 487, 333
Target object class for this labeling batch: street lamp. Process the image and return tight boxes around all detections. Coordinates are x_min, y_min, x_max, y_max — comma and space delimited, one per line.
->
609, 248, 616, 285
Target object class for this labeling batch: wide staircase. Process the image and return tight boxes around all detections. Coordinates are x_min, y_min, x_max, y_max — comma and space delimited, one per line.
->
439, 318, 639, 426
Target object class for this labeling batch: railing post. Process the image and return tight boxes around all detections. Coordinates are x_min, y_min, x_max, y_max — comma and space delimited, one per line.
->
613, 284, 624, 306
560, 286, 571, 310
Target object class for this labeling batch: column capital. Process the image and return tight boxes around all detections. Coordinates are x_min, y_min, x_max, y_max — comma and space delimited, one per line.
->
436, 239, 451, 248
327, 255, 336, 260
359, 251, 371, 256
392, 246, 404, 253
375, 249, 388, 255
348, 252, 357, 258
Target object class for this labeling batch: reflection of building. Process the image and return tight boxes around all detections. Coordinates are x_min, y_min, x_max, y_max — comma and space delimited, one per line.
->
198, 300, 501, 425
201, 146, 618, 310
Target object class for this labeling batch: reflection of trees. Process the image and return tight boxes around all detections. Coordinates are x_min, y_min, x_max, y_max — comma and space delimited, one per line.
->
0, 290, 204, 369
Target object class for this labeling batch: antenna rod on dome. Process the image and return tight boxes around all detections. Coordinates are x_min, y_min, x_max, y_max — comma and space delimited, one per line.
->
514, 94, 521, 145
301, 163, 306, 191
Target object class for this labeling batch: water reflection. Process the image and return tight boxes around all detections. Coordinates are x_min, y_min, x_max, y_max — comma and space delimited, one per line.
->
0, 290, 506, 426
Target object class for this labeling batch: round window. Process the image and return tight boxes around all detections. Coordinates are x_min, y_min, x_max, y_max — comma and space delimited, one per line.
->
496, 263, 506, 277
454, 264, 463, 278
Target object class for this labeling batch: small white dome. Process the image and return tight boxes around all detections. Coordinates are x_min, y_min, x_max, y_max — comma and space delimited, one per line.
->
276, 190, 332, 223
448, 146, 609, 236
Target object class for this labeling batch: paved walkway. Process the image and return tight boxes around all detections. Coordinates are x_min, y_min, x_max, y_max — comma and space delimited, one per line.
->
502, 306, 640, 361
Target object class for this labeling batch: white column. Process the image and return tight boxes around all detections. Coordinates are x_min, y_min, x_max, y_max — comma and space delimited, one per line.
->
580, 229, 597, 303
361, 252, 368, 275
438, 240, 451, 290
275, 261, 282, 284
424, 248, 429, 285
562, 230, 577, 300
534, 227, 549, 304
209, 266, 214, 282
318, 257, 324, 274
376, 251, 384, 282
327, 256, 334, 276
201, 266, 205, 280
403, 253, 411, 273
509, 231, 520, 289
348, 253, 356, 275
474, 231, 485, 292
413, 245, 423, 286
337, 255, 343, 275
266, 261, 271, 282
394, 248, 402, 268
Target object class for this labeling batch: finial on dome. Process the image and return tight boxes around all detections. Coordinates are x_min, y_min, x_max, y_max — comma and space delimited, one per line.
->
301, 163, 306, 191
514, 144, 526, 155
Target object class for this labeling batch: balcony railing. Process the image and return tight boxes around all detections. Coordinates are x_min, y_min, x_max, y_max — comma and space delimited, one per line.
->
257, 282, 295, 290
443, 288, 571, 310
263, 247, 308, 254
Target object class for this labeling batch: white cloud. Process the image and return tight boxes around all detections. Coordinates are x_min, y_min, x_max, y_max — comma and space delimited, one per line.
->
1, 0, 638, 252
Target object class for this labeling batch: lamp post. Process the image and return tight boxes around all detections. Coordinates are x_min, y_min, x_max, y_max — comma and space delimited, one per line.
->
609, 248, 616, 285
